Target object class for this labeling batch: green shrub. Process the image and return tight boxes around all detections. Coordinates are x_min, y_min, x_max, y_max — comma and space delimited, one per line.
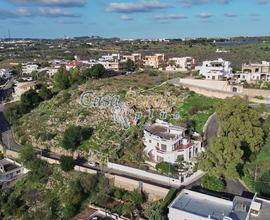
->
161, 188, 177, 211
148, 71, 159, 77
156, 162, 176, 175
255, 95, 264, 100
255, 171, 270, 196
60, 156, 75, 172
201, 175, 225, 192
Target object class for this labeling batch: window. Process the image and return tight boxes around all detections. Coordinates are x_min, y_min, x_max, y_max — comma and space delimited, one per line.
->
255, 68, 259, 72
189, 151, 192, 159
149, 139, 152, 143
161, 144, 167, 151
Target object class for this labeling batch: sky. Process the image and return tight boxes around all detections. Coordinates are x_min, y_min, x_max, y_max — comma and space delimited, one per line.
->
0, 0, 270, 39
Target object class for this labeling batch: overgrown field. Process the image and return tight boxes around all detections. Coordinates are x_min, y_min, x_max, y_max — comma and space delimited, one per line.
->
10, 72, 221, 166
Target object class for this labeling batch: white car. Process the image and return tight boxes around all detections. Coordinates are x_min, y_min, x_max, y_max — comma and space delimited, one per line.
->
87, 162, 97, 167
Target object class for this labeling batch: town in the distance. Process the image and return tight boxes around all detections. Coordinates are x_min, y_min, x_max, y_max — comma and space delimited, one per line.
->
1, 36, 270, 220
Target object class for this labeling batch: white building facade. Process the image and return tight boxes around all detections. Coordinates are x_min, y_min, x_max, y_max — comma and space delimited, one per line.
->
22, 63, 40, 75
0, 158, 25, 189
239, 61, 270, 82
166, 57, 195, 72
199, 58, 232, 80
143, 120, 201, 164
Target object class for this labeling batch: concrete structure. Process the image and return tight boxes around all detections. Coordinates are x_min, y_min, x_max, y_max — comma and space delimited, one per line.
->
239, 61, 270, 82
168, 189, 262, 220
0, 158, 25, 189
166, 57, 195, 72
199, 58, 232, 80
22, 63, 40, 75
107, 161, 205, 188
144, 53, 165, 69
123, 53, 142, 64
143, 120, 202, 164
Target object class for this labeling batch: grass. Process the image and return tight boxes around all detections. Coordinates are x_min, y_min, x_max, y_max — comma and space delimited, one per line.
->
179, 93, 222, 133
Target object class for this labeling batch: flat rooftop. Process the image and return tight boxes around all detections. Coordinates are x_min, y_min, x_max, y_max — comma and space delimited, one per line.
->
145, 120, 186, 140
170, 190, 232, 220
0, 158, 20, 173
250, 199, 270, 220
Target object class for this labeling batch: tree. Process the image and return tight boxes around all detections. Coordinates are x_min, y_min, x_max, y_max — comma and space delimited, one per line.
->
53, 67, 71, 90
61, 126, 82, 151
59, 156, 75, 172
198, 97, 264, 179
144, 201, 165, 220
61, 126, 93, 151
125, 59, 136, 72
122, 189, 144, 219
201, 175, 225, 192
84, 64, 105, 79
21, 88, 41, 111
38, 85, 53, 100
20, 144, 36, 166
78, 174, 98, 195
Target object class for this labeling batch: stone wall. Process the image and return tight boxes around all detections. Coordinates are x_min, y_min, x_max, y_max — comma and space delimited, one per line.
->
106, 174, 169, 201
171, 78, 270, 103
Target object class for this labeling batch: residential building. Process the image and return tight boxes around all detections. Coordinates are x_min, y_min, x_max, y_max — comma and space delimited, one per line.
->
13, 81, 36, 101
143, 120, 201, 164
144, 53, 165, 69
100, 53, 121, 62
239, 61, 270, 82
123, 53, 142, 64
168, 189, 262, 220
99, 60, 125, 72
66, 58, 81, 71
0, 158, 25, 189
199, 58, 232, 80
166, 57, 195, 72
0, 69, 14, 79
22, 63, 40, 75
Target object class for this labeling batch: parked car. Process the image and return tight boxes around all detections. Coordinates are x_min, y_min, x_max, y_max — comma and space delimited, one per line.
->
87, 162, 97, 167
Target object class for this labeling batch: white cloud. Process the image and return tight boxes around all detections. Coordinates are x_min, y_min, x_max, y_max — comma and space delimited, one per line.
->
8, 0, 85, 7
224, 12, 237, 17
106, 0, 170, 13
179, 0, 231, 7
154, 14, 188, 21
0, 7, 80, 19
120, 15, 133, 21
197, 12, 213, 18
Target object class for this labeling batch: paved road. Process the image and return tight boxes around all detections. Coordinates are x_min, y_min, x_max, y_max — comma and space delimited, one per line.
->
0, 80, 21, 152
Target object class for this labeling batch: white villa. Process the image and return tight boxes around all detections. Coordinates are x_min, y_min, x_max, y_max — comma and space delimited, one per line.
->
143, 120, 202, 164
199, 58, 232, 80
238, 61, 270, 82
22, 63, 40, 75
166, 57, 195, 72
0, 158, 25, 189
